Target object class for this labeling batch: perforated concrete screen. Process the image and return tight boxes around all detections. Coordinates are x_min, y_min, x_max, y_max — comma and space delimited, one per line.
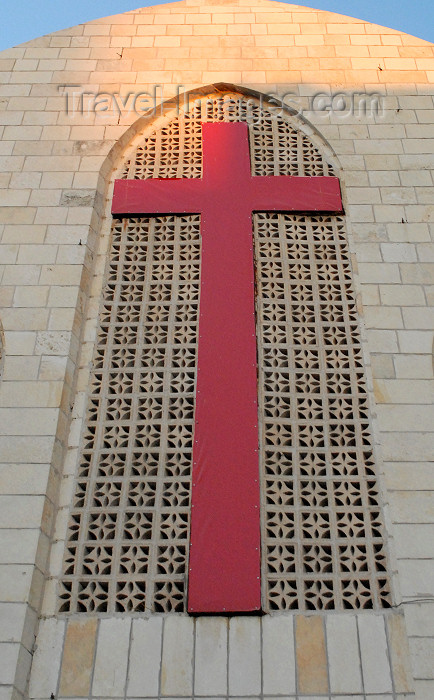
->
255, 212, 391, 610
120, 96, 332, 180
59, 95, 391, 613
60, 215, 201, 613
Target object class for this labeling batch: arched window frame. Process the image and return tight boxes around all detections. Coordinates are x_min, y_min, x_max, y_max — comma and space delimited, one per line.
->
57, 87, 393, 615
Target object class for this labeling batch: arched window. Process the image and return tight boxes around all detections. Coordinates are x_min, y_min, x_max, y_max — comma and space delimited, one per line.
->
59, 91, 391, 614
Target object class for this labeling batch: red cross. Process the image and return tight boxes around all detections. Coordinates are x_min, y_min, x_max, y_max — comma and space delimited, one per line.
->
112, 122, 342, 613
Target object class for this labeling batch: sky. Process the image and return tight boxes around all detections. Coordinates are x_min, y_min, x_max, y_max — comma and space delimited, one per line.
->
0, 0, 433, 52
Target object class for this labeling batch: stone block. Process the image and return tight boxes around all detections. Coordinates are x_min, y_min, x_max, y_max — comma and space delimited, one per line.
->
40, 172, 73, 189
0, 245, 19, 266
355, 242, 382, 261
400, 263, 434, 285
413, 679, 434, 700
2, 225, 46, 245
384, 463, 434, 491
360, 284, 380, 305
399, 560, 434, 598
369, 171, 401, 186
39, 356, 68, 381
263, 615, 295, 695
35, 331, 72, 356
0, 191, 31, 207
402, 307, 434, 330
0, 435, 54, 468
127, 617, 163, 698
92, 618, 130, 697
194, 617, 227, 696
0, 604, 27, 643
1, 308, 48, 331
393, 355, 433, 378
13, 635, 32, 687
388, 431, 434, 473
366, 329, 399, 353
364, 306, 403, 329
381, 187, 418, 205
374, 205, 407, 223
1, 357, 40, 381
415, 188, 434, 205
0, 464, 49, 497
381, 243, 417, 262
390, 491, 434, 523
0, 644, 20, 686
161, 616, 194, 697
398, 330, 433, 354
405, 205, 434, 224
228, 617, 261, 696
45, 224, 88, 245
0, 495, 45, 528
389, 222, 431, 242
0, 206, 37, 226
379, 285, 426, 306
373, 379, 433, 404
47, 308, 75, 333
346, 205, 374, 223
28, 190, 61, 207
59, 618, 98, 697
2, 265, 40, 286
13, 286, 49, 308
34, 207, 67, 225
358, 263, 401, 283
326, 615, 363, 694
0, 155, 25, 171
409, 638, 434, 679
347, 188, 382, 205
0, 530, 40, 564
404, 601, 434, 637
29, 619, 65, 698
371, 354, 395, 378
46, 285, 79, 307
23, 156, 80, 172
39, 265, 82, 286
0, 686, 13, 700
0, 285, 14, 307
295, 615, 328, 695
379, 404, 434, 432
416, 243, 434, 262
358, 615, 392, 693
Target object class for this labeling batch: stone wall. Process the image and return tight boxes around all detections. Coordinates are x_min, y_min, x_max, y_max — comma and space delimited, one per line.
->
30, 612, 413, 699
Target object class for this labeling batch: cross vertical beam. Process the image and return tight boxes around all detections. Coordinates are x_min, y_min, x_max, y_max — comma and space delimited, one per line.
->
187, 124, 261, 612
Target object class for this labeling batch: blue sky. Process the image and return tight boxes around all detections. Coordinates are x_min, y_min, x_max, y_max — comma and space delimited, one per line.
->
1, 0, 433, 52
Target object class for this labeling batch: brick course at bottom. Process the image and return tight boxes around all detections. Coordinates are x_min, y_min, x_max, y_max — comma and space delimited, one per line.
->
28, 611, 414, 699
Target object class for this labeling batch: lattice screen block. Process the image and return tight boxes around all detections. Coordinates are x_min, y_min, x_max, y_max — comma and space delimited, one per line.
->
255, 213, 391, 611
59, 94, 391, 613
121, 96, 331, 181
59, 216, 201, 613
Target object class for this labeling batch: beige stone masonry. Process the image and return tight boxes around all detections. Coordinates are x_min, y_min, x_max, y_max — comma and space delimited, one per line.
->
58, 617, 97, 697
27, 612, 413, 699
295, 615, 328, 694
